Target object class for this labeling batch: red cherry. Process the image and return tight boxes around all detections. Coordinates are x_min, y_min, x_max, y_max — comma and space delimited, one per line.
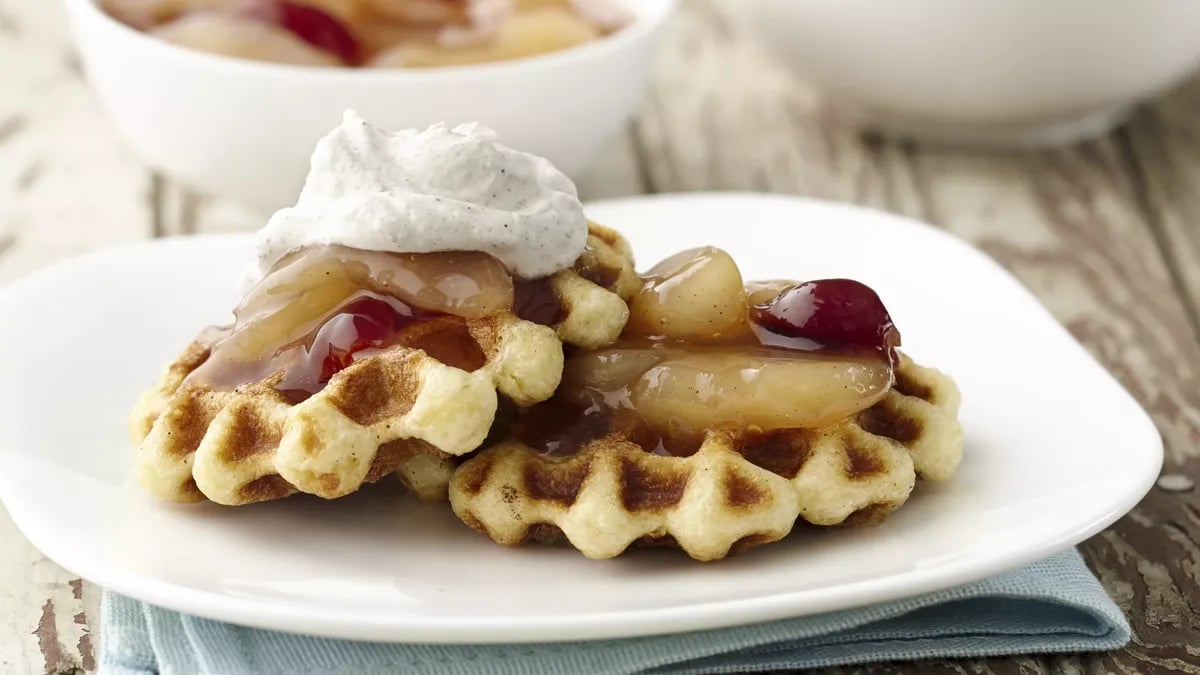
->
319, 348, 352, 382
308, 296, 407, 381
312, 314, 359, 381
277, 294, 445, 401
752, 279, 900, 354
339, 296, 402, 348
245, 1, 360, 64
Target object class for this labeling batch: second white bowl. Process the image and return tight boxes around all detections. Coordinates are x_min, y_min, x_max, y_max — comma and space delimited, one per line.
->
737, 0, 1200, 147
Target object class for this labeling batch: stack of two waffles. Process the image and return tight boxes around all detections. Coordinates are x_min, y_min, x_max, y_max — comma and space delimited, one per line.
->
132, 225, 962, 561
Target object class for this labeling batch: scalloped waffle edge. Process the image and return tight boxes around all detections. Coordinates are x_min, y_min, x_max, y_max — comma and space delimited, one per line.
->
131, 225, 638, 506
449, 353, 962, 561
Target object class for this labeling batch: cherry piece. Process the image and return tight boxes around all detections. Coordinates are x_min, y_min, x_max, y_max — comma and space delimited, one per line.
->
314, 295, 421, 379
276, 294, 430, 401
751, 279, 901, 354
246, 1, 360, 64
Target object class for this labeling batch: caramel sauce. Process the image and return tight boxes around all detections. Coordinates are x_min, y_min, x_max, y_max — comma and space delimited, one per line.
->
270, 292, 483, 403
513, 275, 566, 326
518, 342, 893, 458
514, 395, 702, 459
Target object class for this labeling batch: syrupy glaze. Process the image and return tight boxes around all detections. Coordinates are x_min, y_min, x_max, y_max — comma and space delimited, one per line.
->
517, 246, 900, 458
517, 343, 894, 459
184, 245, 563, 402
513, 276, 566, 327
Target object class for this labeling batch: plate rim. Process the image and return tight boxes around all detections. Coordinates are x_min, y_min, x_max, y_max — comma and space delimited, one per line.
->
0, 192, 1164, 643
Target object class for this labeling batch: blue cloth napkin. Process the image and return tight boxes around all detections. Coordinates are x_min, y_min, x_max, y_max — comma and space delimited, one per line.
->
100, 549, 1128, 675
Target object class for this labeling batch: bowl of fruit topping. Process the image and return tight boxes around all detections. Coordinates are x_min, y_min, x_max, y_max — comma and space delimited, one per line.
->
64, 0, 675, 213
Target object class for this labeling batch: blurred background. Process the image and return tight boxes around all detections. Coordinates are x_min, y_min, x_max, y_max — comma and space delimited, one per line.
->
4, 0, 1200, 288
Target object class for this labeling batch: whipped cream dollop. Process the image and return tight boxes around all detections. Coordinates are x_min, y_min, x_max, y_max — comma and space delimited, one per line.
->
252, 110, 587, 281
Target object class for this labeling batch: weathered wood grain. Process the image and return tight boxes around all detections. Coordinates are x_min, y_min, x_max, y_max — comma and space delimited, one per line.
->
911, 142, 1200, 675
0, 507, 96, 675
0, 0, 147, 671
636, 3, 924, 220
1121, 79, 1200, 335
642, 2, 1200, 673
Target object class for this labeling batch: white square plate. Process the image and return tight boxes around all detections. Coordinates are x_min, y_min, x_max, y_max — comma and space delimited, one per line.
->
0, 194, 1160, 642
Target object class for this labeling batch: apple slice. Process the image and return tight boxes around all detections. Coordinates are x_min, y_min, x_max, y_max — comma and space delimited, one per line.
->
632, 349, 892, 432
560, 348, 665, 406
224, 253, 361, 362
744, 279, 796, 306
627, 247, 750, 341
151, 11, 342, 66
357, 249, 513, 319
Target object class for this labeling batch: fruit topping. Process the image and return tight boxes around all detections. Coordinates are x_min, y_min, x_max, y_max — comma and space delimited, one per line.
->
150, 11, 343, 66
630, 348, 893, 434
626, 247, 751, 341
751, 279, 900, 355
245, 0, 360, 63
275, 293, 436, 400
515, 247, 905, 459
185, 245, 501, 398
273, 293, 484, 402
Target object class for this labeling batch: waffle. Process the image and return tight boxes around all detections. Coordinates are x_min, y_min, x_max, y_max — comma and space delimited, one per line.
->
131, 225, 638, 506
449, 353, 962, 561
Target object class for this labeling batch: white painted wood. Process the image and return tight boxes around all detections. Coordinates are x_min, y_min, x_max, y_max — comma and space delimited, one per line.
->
0, 1, 148, 671
0, 510, 96, 674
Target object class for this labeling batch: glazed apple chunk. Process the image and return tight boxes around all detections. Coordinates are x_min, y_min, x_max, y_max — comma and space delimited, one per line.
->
185, 245, 525, 402
625, 246, 750, 341
533, 246, 900, 455
633, 350, 892, 433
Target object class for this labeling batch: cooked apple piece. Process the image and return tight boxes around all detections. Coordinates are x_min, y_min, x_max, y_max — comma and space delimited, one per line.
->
627, 247, 750, 341
211, 245, 516, 365
151, 12, 342, 66
224, 255, 361, 362
369, 0, 469, 24
491, 7, 599, 58
355, 250, 513, 319
632, 349, 892, 432
371, 5, 597, 68
745, 280, 796, 306
560, 348, 665, 405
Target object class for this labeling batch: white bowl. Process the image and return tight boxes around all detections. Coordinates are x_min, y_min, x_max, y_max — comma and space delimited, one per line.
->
736, 0, 1200, 147
65, 0, 676, 213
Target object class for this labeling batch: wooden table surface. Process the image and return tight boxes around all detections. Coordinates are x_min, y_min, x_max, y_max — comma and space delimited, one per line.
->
3, 1, 1199, 673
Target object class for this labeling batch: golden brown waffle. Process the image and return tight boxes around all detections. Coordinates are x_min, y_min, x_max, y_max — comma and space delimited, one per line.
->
131, 225, 637, 506
574, 222, 640, 302
449, 353, 963, 561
